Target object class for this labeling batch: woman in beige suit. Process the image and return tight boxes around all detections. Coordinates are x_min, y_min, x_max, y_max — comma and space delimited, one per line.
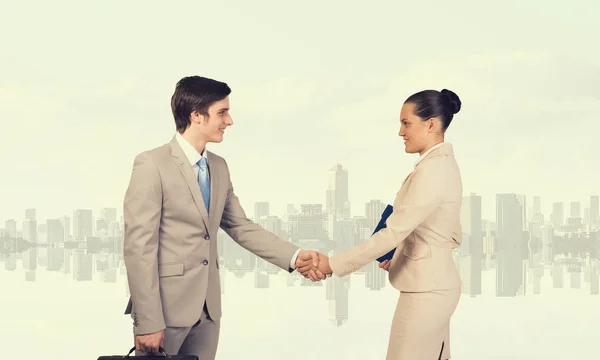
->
308, 89, 464, 359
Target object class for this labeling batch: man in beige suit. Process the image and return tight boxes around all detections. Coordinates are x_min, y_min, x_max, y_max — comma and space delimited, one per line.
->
300, 89, 464, 359
123, 76, 322, 360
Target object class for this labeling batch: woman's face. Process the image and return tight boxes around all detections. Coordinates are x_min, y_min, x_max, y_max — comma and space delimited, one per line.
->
398, 102, 432, 154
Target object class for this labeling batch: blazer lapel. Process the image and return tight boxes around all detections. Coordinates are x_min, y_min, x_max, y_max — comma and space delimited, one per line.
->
402, 171, 414, 186
169, 138, 210, 232
206, 151, 221, 227
397, 170, 416, 196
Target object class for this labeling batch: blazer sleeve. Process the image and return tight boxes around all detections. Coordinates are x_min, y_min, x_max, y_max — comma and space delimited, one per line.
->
123, 152, 165, 335
219, 160, 300, 272
451, 221, 462, 248
330, 158, 447, 277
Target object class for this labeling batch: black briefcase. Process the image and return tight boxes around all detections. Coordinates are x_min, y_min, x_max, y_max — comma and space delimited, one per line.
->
98, 346, 198, 360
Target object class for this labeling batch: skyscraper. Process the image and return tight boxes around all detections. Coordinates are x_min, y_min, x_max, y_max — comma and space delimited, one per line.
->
495, 194, 525, 297
73, 209, 93, 240
364, 199, 386, 231
551, 202, 564, 229
460, 193, 483, 295
590, 195, 599, 229
325, 164, 350, 220
254, 202, 270, 222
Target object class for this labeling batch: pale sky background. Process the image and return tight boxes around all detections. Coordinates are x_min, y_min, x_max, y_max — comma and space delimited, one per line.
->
1, 0, 599, 221
1, 1, 599, 358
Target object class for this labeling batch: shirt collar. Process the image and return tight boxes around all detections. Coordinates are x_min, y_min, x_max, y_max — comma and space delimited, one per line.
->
175, 132, 206, 166
414, 142, 444, 167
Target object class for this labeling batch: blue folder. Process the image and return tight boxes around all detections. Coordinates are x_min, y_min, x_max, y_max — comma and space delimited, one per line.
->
374, 205, 396, 263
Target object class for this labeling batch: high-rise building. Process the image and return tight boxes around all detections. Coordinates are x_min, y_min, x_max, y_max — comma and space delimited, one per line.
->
551, 202, 564, 229
570, 202, 581, 219
101, 208, 117, 223
495, 194, 525, 297
22, 218, 38, 271
25, 208, 36, 221
516, 195, 527, 230
60, 216, 71, 241
288, 204, 328, 241
460, 193, 483, 295
73, 209, 93, 240
46, 219, 64, 243
4, 219, 17, 237
254, 202, 270, 222
590, 195, 599, 228
325, 164, 350, 220
364, 199, 386, 230
532, 196, 541, 216
258, 216, 282, 238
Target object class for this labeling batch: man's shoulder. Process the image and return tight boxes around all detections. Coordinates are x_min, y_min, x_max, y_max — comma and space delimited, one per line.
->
133, 143, 171, 162
206, 150, 227, 164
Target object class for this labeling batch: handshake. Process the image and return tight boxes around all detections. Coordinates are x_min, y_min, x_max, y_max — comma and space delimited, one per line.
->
294, 250, 333, 281
294, 249, 393, 281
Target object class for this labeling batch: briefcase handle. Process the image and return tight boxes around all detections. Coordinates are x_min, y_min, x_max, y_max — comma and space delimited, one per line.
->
125, 346, 169, 357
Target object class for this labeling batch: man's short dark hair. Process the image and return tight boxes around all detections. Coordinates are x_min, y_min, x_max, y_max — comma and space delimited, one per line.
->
171, 76, 232, 133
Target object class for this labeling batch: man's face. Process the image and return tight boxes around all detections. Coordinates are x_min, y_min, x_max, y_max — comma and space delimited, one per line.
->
197, 96, 233, 143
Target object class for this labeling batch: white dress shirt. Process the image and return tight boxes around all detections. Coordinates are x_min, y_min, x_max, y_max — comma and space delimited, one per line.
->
175, 132, 206, 179
175, 133, 300, 270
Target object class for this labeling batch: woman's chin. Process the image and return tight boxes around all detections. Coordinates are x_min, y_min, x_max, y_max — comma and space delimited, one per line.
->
404, 144, 415, 153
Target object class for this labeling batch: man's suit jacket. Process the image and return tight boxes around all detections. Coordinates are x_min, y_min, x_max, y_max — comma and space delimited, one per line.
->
329, 143, 463, 292
123, 136, 300, 335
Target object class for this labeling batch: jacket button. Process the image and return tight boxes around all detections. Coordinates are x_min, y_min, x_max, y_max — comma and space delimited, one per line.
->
203, 260, 209, 265
204, 234, 210, 240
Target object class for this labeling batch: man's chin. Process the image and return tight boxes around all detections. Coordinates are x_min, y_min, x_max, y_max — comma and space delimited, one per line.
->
212, 134, 224, 143
205, 131, 223, 141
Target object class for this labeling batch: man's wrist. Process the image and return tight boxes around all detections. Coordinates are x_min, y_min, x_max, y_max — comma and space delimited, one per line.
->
290, 248, 301, 269
136, 328, 165, 336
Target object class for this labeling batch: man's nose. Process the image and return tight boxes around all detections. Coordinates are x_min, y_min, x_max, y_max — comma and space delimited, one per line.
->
226, 115, 233, 126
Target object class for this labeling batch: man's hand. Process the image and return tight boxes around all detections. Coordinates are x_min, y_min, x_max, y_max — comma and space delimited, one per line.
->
295, 250, 327, 281
135, 329, 164, 353
379, 259, 391, 271
315, 253, 332, 276
297, 252, 332, 280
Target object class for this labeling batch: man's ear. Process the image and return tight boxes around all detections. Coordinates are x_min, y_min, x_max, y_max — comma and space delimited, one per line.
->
190, 111, 206, 125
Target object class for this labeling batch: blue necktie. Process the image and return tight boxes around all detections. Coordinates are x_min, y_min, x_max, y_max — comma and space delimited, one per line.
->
197, 157, 210, 212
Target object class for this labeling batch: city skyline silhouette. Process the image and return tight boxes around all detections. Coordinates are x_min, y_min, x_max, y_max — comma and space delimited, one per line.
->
3, 162, 598, 310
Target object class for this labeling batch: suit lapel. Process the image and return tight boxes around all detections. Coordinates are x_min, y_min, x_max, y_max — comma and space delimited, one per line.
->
398, 170, 416, 195
169, 139, 210, 232
402, 171, 414, 186
206, 151, 221, 227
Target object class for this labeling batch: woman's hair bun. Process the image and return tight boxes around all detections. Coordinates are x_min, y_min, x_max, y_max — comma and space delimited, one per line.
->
440, 89, 461, 115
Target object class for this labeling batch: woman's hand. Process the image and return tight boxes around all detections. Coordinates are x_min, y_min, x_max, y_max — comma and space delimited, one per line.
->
379, 259, 391, 271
